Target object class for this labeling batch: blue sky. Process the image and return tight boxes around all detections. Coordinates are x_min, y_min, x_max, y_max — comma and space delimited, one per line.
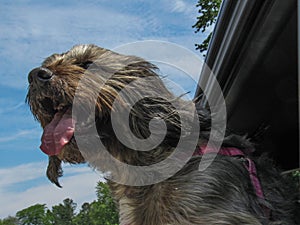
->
0, 0, 208, 218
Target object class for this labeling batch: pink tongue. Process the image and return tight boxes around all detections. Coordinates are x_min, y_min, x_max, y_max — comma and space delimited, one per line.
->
40, 110, 75, 156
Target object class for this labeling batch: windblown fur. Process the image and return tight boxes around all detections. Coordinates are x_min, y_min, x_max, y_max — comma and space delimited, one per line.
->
27, 44, 299, 225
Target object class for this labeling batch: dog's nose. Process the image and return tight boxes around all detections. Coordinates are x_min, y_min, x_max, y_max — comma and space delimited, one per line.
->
28, 67, 53, 83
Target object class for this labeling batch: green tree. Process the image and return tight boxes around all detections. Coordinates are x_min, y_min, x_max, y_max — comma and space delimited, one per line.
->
16, 204, 50, 225
1, 183, 118, 225
50, 198, 76, 225
0, 216, 18, 225
94, 182, 118, 225
73, 182, 119, 225
193, 0, 222, 54
73, 202, 93, 225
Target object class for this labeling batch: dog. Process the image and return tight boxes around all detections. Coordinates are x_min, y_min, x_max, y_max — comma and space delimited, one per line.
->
27, 44, 298, 225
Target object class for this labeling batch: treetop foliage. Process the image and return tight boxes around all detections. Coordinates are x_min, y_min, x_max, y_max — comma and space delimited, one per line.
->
193, 0, 222, 53
0, 182, 118, 225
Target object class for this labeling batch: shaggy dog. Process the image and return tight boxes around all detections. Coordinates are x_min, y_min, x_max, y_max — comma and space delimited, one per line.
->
27, 44, 298, 225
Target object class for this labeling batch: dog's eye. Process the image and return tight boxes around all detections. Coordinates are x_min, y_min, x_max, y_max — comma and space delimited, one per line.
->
78, 61, 93, 69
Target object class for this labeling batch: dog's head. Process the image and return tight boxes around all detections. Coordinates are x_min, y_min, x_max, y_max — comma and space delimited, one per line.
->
27, 44, 183, 186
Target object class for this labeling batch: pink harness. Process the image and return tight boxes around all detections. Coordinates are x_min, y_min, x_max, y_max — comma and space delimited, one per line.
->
194, 146, 270, 217
194, 146, 265, 199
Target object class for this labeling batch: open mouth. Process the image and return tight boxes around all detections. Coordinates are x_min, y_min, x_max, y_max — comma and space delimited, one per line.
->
36, 98, 86, 187
39, 98, 75, 157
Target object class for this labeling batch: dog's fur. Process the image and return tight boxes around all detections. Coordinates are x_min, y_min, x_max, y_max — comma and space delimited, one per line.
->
27, 44, 299, 225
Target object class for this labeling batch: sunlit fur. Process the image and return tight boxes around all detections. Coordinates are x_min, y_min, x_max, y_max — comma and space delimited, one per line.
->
27, 44, 299, 225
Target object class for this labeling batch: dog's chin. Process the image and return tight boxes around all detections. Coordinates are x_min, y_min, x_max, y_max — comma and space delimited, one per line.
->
46, 139, 86, 188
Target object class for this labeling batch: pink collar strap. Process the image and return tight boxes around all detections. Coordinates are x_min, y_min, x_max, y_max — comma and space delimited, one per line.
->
196, 146, 271, 218
195, 146, 266, 204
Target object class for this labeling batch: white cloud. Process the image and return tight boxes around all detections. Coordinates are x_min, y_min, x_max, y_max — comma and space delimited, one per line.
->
0, 3, 144, 61
0, 102, 25, 114
0, 129, 41, 143
0, 99, 26, 115
172, 0, 189, 13
0, 2, 145, 89
0, 162, 45, 188
168, 0, 197, 17
0, 162, 102, 218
